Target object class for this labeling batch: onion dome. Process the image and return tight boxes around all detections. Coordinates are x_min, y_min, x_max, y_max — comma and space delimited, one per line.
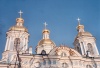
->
77, 24, 92, 37
77, 32, 92, 37
9, 10, 28, 32
37, 22, 56, 47
38, 39, 55, 47
76, 18, 92, 37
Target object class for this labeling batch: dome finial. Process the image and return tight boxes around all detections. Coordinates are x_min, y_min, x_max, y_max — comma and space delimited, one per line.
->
76, 18, 85, 32
42, 22, 50, 34
44, 22, 48, 29
16, 10, 24, 26
18, 10, 23, 18
77, 17, 81, 25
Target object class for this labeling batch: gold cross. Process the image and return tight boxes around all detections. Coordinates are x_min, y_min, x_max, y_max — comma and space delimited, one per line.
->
18, 10, 23, 18
77, 17, 81, 25
44, 22, 48, 29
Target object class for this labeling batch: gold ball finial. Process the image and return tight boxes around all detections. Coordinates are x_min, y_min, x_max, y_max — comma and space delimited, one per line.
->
42, 29, 50, 34
16, 18, 24, 23
77, 25, 84, 30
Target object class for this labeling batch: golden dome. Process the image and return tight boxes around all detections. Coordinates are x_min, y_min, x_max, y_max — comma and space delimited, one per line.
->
9, 26, 28, 32
77, 32, 92, 37
9, 17, 28, 32
42, 29, 50, 34
38, 39, 55, 46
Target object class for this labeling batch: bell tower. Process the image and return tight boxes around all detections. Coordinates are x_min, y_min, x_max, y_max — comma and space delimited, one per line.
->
2, 10, 30, 62
74, 18, 99, 57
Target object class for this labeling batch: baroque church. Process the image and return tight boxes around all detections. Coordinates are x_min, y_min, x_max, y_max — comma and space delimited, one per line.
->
0, 11, 100, 68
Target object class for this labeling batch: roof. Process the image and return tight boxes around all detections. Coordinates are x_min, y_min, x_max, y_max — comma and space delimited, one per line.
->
38, 39, 56, 47
9, 26, 28, 32
77, 32, 92, 37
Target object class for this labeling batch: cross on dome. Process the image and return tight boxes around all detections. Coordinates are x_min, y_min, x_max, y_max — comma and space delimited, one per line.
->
44, 22, 48, 29
77, 17, 81, 25
18, 10, 23, 18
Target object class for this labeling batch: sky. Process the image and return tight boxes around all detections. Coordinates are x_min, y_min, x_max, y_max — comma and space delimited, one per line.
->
0, 0, 100, 58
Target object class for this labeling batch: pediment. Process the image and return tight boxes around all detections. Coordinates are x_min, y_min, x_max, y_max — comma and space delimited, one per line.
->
49, 45, 81, 57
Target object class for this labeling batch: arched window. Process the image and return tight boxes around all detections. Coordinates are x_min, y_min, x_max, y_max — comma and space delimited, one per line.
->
43, 60, 46, 65
41, 50, 46, 55
77, 43, 82, 54
86, 65, 92, 68
87, 43, 94, 55
48, 60, 51, 65
53, 60, 56, 64
7, 53, 12, 63
62, 63, 68, 68
61, 52, 66, 57
77, 46, 80, 52
14, 38, 20, 51
34, 62, 41, 68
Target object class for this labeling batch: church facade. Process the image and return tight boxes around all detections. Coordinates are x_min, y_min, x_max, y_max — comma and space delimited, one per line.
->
0, 11, 100, 68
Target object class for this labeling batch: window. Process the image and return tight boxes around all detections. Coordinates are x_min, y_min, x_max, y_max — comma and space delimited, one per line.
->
34, 62, 41, 68
86, 65, 92, 68
77, 46, 79, 51
87, 43, 94, 55
14, 38, 20, 51
41, 50, 46, 55
61, 52, 66, 57
7, 53, 12, 63
48, 60, 51, 65
77, 43, 82, 54
53, 60, 56, 64
62, 63, 68, 68
43, 60, 46, 65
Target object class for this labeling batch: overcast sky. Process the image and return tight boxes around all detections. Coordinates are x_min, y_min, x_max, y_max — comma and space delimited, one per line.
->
0, 0, 100, 58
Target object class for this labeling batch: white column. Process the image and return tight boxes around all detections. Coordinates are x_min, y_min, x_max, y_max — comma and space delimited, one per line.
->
22, 38, 25, 50
81, 42, 85, 55
80, 43, 84, 55
25, 38, 28, 50
83, 42, 87, 55
11, 37, 14, 51
94, 43, 99, 55
5, 37, 9, 51
43, 34, 45, 39
8, 37, 11, 50
29, 47, 32, 54
43, 33, 49, 39
10, 37, 14, 51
